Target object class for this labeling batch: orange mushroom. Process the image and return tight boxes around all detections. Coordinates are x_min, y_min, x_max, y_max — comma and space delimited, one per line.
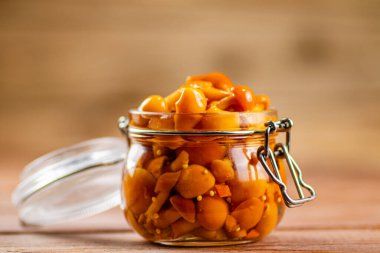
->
175, 165, 215, 198
174, 87, 207, 130
180, 143, 226, 166
171, 219, 200, 238
254, 201, 278, 237
197, 197, 228, 230
170, 195, 196, 223
124, 168, 156, 215
231, 197, 264, 230
186, 72, 234, 91
253, 95, 270, 111
210, 159, 235, 183
232, 85, 255, 111
138, 95, 168, 112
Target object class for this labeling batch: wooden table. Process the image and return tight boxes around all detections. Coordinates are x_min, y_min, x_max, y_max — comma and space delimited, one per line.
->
1, 164, 379, 252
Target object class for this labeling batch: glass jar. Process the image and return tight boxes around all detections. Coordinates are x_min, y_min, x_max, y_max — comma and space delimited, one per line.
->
12, 109, 315, 247
119, 110, 315, 246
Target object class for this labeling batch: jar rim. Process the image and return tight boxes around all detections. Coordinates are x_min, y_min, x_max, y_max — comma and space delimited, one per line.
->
128, 108, 277, 116
120, 109, 278, 136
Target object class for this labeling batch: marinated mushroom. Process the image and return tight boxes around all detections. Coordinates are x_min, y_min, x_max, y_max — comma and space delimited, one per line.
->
170, 195, 196, 223
147, 156, 167, 178
210, 159, 235, 183
180, 143, 226, 167
197, 197, 229, 230
174, 87, 207, 130
171, 219, 200, 238
231, 197, 264, 230
153, 206, 181, 229
138, 95, 168, 112
186, 72, 234, 91
170, 150, 189, 171
125, 168, 156, 215
175, 165, 215, 198
255, 201, 278, 237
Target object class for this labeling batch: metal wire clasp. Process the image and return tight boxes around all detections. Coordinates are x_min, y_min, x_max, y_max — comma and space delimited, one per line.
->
257, 118, 316, 208
118, 116, 130, 147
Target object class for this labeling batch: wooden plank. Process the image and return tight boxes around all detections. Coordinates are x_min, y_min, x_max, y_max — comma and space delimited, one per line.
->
1, 229, 379, 252
0, 0, 379, 171
2, 167, 380, 233
0, 1, 379, 251
1, 164, 380, 252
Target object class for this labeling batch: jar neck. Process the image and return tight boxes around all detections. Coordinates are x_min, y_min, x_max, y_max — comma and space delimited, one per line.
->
127, 132, 276, 147
126, 109, 278, 132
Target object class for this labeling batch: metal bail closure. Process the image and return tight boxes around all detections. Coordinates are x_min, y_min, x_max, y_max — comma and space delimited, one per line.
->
257, 118, 316, 208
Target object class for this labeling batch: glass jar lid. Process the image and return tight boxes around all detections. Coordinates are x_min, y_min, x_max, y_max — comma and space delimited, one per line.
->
12, 137, 127, 226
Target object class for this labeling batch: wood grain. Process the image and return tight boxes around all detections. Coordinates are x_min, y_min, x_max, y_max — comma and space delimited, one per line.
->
0, 0, 379, 172
1, 229, 380, 252
0, 0, 380, 252
2, 166, 379, 252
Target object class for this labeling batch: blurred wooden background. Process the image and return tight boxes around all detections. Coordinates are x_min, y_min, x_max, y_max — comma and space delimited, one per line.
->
1, 1, 380, 251
0, 0, 379, 174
